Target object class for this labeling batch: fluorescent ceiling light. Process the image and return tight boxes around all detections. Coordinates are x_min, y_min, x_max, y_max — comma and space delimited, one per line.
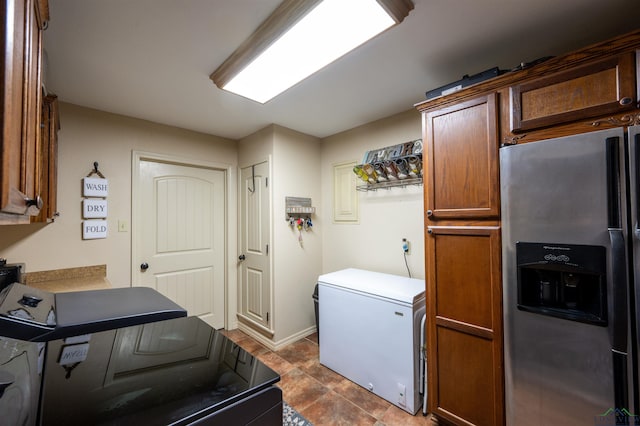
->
210, 0, 414, 104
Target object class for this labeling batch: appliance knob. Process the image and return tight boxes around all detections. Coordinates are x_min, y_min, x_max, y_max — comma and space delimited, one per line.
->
238, 255, 246, 261
140, 262, 149, 271
19, 294, 43, 308
620, 97, 633, 105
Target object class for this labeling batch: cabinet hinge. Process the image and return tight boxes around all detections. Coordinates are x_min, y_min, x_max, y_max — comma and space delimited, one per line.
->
266, 244, 269, 255
266, 177, 268, 187
266, 312, 269, 322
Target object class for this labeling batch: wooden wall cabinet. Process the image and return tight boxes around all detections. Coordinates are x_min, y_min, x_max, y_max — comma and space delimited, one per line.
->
1, 0, 50, 224
423, 93, 499, 220
510, 53, 636, 133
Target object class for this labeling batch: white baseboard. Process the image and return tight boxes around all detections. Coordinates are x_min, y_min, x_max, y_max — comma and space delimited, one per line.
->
235, 323, 317, 351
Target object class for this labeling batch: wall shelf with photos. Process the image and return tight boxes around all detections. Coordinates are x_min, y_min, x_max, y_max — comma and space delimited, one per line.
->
354, 139, 423, 191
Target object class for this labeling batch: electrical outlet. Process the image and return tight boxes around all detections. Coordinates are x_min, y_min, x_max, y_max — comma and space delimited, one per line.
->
402, 238, 410, 254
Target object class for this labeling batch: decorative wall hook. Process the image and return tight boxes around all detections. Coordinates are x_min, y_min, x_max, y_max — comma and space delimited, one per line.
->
86, 161, 105, 178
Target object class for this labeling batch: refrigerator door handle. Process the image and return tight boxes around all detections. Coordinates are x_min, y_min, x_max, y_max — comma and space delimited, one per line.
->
609, 229, 628, 354
609, 228, 630, 412
606, 136, 628, 352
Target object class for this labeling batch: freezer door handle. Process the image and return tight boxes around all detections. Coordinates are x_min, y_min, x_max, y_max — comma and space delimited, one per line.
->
609, 229, 628, 354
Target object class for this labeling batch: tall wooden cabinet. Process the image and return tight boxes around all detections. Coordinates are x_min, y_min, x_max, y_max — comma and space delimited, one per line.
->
1, 0, 51, 224
421, 94, 503, 426
416, 29, 640, 426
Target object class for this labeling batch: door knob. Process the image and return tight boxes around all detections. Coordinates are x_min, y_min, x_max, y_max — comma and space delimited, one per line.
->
140, 262, 149, 271
238, 255, 246, 261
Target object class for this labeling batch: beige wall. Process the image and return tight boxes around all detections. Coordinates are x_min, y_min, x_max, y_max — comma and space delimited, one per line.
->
238, 125, 322, 346
0, 103, 238, 292
272, 126, 322, 343
321, 108, 425, 279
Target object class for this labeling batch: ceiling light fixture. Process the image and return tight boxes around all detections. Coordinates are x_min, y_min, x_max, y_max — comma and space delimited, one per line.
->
210, 0, 414, 104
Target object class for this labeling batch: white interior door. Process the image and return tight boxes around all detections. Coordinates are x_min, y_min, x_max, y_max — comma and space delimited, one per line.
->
135, 158, 226, 329
239, 161, 271, 332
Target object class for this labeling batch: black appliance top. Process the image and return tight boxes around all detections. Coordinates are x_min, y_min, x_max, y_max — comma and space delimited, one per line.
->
39, 316, 280, 425
0, 284, 187, 341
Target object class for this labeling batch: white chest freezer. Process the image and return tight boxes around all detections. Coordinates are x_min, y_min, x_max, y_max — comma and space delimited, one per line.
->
318, 268, 425, 414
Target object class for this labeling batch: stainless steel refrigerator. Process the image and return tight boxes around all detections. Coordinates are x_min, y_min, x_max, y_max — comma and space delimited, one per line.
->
500, 125, 640, 425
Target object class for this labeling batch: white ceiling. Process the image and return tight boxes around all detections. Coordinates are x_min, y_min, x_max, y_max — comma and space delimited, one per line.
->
43, 0, 639, 141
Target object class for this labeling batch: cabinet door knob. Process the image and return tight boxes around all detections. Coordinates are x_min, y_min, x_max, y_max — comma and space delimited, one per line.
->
238, 254, 246, 261
140, 262, 149, 271
426, 209, 433, 217
620, 97, 633, 106
25, 195, 43, 209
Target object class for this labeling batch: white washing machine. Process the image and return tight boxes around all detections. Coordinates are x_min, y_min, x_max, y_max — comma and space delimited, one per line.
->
318, 268, 425, 414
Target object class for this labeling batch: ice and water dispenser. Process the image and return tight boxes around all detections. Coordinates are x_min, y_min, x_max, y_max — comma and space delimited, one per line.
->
516, 242, 607, 326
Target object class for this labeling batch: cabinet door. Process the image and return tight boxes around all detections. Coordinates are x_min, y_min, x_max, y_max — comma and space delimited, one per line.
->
424, 93, 499, 220
0, 0, 46, 217
33, 94, 58, 222
510, 53, 636, 132
425, 226, 503, 426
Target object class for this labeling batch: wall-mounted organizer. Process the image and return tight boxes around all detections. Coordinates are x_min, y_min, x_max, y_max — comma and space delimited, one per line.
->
286, 197, 315, 245
354, 139, 423, 192
285, 196, 315, 220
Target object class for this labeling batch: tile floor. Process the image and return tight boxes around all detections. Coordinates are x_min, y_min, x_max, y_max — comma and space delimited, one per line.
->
222, 329, 438, 426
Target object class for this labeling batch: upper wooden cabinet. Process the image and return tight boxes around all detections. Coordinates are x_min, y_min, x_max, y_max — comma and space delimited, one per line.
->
423, 93, 500, 220
1, 0, 50, 223
510, 53, 636, 132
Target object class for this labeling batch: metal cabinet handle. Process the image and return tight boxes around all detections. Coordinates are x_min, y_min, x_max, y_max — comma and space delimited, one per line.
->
620, 97, 633, 106
426, 210, 433, 217
238, 255, 246, 261
140, 262, 149, 271
25, 195, 43, 209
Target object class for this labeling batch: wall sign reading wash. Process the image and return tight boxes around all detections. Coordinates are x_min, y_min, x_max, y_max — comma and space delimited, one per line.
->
83, 177, 109, 197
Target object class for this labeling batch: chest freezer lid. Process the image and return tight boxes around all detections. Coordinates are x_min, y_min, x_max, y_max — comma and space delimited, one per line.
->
317, 268, 424, 304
